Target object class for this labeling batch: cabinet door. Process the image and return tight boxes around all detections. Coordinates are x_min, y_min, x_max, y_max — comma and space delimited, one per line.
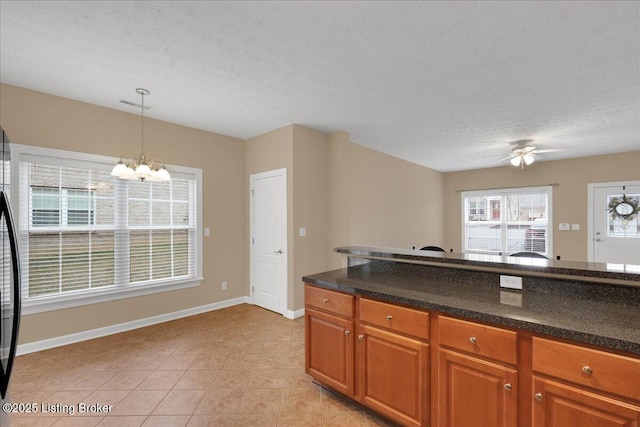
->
438, 349, 517, 427
359, 325, 429, 427
305, 308, 355, 397
532, 377, 640, 427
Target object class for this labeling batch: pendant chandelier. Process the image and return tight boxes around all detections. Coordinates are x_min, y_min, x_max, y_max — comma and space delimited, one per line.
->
111, 88, 170, 182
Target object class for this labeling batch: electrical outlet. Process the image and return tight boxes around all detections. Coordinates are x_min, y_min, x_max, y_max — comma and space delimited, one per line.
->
500, 275, 523, 290
221, 281, 227, 290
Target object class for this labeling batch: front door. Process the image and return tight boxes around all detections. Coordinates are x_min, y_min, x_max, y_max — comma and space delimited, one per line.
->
589, 181, 640, 265
250, 168, 287, 315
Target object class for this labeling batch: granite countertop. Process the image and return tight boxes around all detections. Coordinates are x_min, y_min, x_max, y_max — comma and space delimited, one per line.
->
336, 246, 640, 286
303, 260, 640, 355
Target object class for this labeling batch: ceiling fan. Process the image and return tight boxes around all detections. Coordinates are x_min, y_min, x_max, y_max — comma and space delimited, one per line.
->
494, 139, 566, 169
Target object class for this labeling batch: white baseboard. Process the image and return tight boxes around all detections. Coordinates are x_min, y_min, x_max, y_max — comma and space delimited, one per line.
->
285, 308, 305, 319
17, 296, 251, 355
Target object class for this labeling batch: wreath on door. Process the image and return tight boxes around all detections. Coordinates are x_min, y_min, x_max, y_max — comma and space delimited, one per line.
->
607, 194, 639, 221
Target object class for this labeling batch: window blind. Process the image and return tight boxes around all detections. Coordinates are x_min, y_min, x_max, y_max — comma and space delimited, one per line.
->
1, 159, 10, 308
18, 155, 198, 303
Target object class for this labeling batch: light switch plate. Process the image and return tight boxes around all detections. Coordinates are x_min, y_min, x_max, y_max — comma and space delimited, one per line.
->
559, 223, 570, 231
571, 224, 580, 231
299, 227, 306, 237
500, 275, 523, 290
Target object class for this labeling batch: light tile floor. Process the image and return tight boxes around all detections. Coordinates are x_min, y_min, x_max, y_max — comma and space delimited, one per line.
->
5, 304, 397, 426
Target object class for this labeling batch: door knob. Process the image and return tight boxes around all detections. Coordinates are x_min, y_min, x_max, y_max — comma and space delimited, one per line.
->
534, 393, 543, 401
273, 249, 283, 254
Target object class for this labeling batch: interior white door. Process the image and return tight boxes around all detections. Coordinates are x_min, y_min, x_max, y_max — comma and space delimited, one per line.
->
250, 168, 287, 315
590, 182, 640, 265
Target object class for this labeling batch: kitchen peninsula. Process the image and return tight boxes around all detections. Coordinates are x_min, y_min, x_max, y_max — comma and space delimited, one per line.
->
303, 246, 640, 427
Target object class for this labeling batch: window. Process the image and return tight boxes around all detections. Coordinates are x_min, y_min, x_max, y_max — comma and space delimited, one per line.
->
462, 186, 552, 256
30, 186, 96, 227
13, 145, 202, 313
468, 200, 486, 217
606, 194, 640, 238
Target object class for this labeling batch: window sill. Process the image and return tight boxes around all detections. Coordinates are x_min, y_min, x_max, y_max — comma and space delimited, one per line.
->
21, 277, 204, 315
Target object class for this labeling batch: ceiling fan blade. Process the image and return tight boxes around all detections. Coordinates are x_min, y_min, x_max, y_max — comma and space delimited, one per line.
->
491, 155, 515, 163
532, 148, 567, 154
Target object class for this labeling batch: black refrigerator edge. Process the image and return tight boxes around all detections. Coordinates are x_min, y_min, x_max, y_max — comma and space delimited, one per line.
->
0, 125, 21, 401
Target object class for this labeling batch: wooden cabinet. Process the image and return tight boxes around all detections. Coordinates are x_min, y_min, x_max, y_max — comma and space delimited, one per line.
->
359, 297, 430, 340
304, 284, 640, 427
306, 285, 354, 318
532, 377, 640, 427
305, 286, 355, 397
437, 316, 518, 427
439, 316, 517, 365
358, 299, 430, 426
438, 349, 518, 427
532, 337, 640, 426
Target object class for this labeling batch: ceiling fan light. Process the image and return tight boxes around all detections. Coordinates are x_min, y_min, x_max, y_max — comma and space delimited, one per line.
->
523, 154, 535, 165
510, 156, 522, 167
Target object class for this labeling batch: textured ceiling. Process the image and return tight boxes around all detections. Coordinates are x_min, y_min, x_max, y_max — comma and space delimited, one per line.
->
1, 1, 638, 172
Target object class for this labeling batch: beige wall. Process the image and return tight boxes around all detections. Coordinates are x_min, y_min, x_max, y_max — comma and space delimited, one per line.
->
1, 84, 247, 344
327, 135, 445, 268
291, 125, 330, 310
443, 151, 640, 262
246, 126, 446, 311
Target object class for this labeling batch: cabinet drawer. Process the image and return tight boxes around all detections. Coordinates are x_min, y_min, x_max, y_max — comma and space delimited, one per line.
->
359, 298, 429, 340
305, 285, 354, 318
532, 337, 640, 401
439, 316, 517, 365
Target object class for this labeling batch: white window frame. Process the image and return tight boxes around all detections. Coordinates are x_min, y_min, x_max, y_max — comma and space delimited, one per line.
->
10, 144, 204, 315
461, 186, 553, 257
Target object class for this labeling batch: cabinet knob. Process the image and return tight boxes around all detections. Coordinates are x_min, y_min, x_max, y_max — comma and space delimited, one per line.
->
469, 336, 477, 344
386, 315, 393, 320
534, 393, 543, 402
358, 334, 364, 340
345, 330, 351, 336
504, 383, 512, 391
322, 298, 329, 304
582, 365, 593, 375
